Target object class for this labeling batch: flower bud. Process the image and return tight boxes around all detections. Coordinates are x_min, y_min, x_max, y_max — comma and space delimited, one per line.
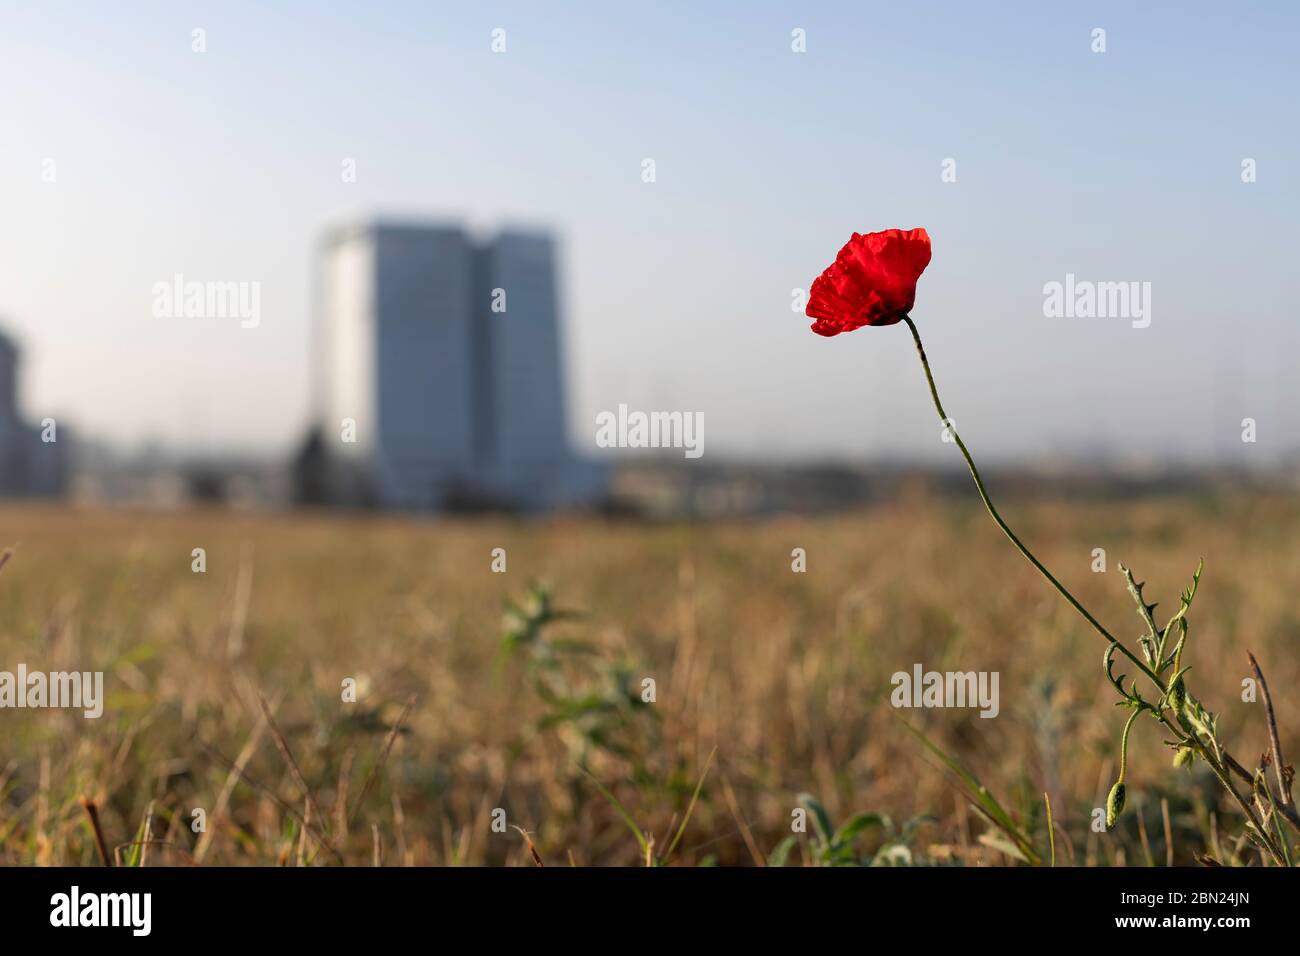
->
1166, 676, 1186, 716
1106, 782, 1126, 828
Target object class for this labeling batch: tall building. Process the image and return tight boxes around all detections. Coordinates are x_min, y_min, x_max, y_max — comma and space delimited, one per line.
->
0, 327, 66, 498
479, 232, 577, 505
311, 221, 603, 511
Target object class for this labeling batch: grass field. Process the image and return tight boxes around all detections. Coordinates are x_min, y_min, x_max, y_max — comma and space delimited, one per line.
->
1, 491, 1297, 866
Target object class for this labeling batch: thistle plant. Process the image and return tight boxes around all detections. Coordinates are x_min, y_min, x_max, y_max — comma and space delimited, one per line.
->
805, 227, 1298, 864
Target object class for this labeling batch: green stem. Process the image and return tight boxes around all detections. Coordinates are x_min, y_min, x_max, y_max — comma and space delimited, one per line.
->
898, 314, 1290, 861
1117, 709, 1140, 784
900, 314, 1160, 687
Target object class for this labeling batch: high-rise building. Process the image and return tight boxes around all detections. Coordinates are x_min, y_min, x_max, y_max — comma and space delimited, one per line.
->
0, 327, 67, 498
310, 220, 603, 511
477, 231, 579, 507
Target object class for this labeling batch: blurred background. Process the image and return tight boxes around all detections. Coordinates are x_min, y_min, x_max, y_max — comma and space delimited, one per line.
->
1, 1, 1298, 512
1, 2, 1298, 867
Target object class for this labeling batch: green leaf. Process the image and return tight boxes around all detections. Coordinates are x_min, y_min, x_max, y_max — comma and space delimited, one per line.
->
832, 813, 886, 848
899, 720, 1040, 866
1118, 564, 1161, 664
580, 766, 649, 859
797, 793, 835, 845
767, 835, 797, 868
662, 747, 716, 864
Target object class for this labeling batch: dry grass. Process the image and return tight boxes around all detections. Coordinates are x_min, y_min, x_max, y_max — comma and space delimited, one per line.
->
1, 490, 1297, 866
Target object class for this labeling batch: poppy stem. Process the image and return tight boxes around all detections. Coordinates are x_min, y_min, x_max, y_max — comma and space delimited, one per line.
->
900, 314, 1160, 686
1117, 708, 1140, 785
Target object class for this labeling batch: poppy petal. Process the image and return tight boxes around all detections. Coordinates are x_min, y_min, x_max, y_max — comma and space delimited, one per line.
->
806, 228, 931, 336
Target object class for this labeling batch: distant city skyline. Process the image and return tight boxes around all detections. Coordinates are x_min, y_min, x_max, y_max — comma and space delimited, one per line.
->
2, 2, 1297, 466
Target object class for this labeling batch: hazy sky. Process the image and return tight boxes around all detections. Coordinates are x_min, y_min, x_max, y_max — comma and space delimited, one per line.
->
3, 1, 1297, 464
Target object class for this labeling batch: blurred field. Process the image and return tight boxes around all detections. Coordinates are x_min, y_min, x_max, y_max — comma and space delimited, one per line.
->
1, 490, 1298, 866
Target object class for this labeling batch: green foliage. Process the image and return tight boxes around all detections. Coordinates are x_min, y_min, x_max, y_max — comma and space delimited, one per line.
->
793, 792, 932, 867
498, 583, 660, 771
1108, 562, 1291, 863
581, 748, 715, 867
901, 721, 1041, 865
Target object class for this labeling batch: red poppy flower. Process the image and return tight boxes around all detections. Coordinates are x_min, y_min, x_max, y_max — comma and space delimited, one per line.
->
805, 228, 932, 336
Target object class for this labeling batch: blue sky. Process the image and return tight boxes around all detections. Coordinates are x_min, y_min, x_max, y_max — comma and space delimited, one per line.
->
2, 1, 1297, 463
